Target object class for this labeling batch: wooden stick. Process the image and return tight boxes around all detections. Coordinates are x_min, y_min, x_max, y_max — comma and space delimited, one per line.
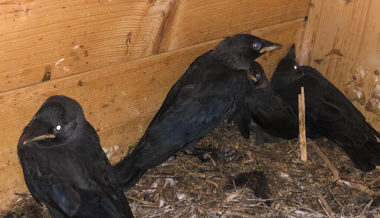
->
317, 193, 335, 218
298, 87, 307, 162
125, 195, 156, 206
310, 142, 380, 196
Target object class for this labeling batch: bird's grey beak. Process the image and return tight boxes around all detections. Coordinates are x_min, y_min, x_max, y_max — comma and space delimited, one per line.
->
285, 44, 296, 60
259, 42, 282, 54
248, 74, 258, 82
22, 134, 56, 145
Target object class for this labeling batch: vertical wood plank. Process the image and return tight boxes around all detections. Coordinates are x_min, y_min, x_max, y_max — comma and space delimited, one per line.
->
299, 0, 380, 130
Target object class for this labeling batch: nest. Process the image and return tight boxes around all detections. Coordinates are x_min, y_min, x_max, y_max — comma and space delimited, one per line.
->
2, 122, 380, 217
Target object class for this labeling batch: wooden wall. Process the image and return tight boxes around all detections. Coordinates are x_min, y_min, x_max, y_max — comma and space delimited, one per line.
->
0, 0, 310, 209
299, 0, 380, 131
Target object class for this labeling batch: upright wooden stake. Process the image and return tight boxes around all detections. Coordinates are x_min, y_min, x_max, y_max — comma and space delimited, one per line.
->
298, 87, 307, 162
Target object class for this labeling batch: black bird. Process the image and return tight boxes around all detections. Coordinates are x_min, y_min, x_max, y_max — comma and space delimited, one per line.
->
17, 95, 134, 218
271, 45, 380, 171
232, 61, 298, 144
114, 34, 282, 190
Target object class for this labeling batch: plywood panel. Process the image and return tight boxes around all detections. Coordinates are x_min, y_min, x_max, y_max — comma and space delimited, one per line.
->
0, 0, 310, 92
0, 19, 305, 209
299, 0, 380, 130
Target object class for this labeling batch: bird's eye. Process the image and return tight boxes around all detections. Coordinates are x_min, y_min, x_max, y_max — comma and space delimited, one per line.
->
256, 73, 261, 79
253, 42, 261, 50
53, 125, 62, 134
294, 65, 298, 70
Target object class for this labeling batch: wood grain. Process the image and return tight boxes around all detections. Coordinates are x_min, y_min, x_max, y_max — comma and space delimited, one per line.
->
0, 0, 310, 92
298, 87, 307, 162
299, 0, 380, 131
0, 19, 305, 209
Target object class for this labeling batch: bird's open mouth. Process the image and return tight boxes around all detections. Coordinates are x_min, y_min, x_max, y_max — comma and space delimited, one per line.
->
23, 134, 56, 145
259, 44, 283, 54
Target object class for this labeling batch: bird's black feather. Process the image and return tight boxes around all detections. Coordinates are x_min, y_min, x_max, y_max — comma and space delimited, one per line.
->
114, 34, 282, 190
271, 45, 380, 171
17, 95, 133, 218
232, 61, 299, 144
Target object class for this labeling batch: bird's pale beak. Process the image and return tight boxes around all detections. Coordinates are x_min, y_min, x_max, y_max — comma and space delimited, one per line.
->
248, 74, 258, 82
285, 44, 296, 59
259, 42, 283, 54
22, 134, 56, 145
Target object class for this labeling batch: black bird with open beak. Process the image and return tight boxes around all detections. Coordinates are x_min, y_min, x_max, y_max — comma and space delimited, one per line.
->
114, 34, 282, 190
18, 95, 134, 218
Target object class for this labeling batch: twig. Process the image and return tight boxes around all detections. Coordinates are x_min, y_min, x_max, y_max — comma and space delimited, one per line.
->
237, 198, 281, 202
13, 192, 32, 197
131, 185, 215, 195
220, 209, 252, 218
125, 195, 156, 206
336, 180, 380, 195
298, 87, 307, 162
310, 142, 339, 181
360, 199, 373, 217
317, 193, 335, 218
328, 187, 344, 208
368, 176, 380, 187
310, 142, 380, 196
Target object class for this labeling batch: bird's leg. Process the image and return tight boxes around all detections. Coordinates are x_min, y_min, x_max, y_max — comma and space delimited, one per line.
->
182, 141, 197, 155
251, 123, 280, 146
182, 142, 219, 162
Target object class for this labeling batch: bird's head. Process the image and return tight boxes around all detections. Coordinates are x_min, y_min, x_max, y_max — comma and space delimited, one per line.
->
271, 44, 302, 89
19, 95, 85, 147
274, 44, 299, 74
213, 34, 282, 70
247, 61, 268, 86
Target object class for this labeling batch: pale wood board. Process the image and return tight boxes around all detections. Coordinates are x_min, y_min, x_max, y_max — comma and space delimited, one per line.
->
0, 0, 310, 92
0, 19, 305, 209
299, 0, 380, 131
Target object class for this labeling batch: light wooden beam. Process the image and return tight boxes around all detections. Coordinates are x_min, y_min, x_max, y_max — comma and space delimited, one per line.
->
0, 0, 310, 92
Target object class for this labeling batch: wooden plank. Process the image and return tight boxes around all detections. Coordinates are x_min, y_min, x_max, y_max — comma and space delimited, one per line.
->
298, 87, 307, 162
0, 0, 310, 92
0, 19, 305, 209
299, 0, 380, 131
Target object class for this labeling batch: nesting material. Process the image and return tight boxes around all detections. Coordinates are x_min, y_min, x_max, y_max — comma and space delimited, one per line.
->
2, 122, 380, 217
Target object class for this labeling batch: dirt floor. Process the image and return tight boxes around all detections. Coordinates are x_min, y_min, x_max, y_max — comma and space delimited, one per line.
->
2, 122, 380, 217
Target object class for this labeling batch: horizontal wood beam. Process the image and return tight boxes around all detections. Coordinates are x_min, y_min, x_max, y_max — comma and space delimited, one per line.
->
0, 0, 310, 92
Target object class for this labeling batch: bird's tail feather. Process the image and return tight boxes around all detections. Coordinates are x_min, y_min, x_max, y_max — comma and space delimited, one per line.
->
369, 124, 380, 140
342, 138, 380, 172
114, 154, 147, 191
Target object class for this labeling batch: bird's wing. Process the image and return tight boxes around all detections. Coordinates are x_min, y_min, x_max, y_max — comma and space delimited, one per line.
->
23, 143, 130, 218
146, 51, 212, 128
90, 144, 134, 218
301, 66, 366, 122
21, 148, 93, 217
291, 74, 368, 145
134, 70, 244, 169
231, 106, 252, 139
71, 125, 133, 218
246, 86, 298, 138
